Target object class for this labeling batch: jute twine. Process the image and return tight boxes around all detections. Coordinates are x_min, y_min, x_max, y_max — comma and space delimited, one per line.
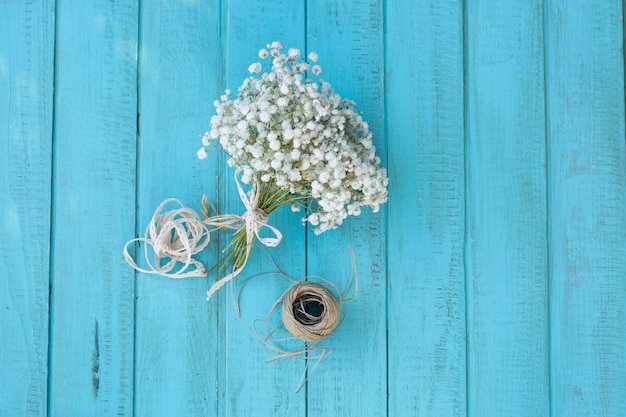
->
234, 247, 358, 392
123, 168, 281, 292
123, 198, 211, 278
204, 168, 281, 300
281, 282, 340, 343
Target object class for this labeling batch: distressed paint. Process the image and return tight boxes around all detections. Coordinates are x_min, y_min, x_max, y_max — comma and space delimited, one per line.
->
133, 1, 221, 416
221, 2, 307, 416
386, 1, 466, 416
0, 1, 54, 415
546, 1, 626, 415
465, 0, 550, 415
47, 0, 138, 415
1, 0, 625, 416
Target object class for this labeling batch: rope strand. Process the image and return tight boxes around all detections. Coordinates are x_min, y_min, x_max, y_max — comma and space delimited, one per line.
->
123, 168, 282, 288
123, 198, 211, 278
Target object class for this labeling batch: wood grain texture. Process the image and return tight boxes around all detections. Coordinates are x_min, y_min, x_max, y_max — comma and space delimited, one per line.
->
133, 1, 222, 416
48, 1, 138, 415
386, 1, 466, 416
305, 1, 387, 415
221, 1, 307, 416
3, 3, 626, 416
465, 0, 549, 415
546, 1, 626, 416
0, 2, 54, 416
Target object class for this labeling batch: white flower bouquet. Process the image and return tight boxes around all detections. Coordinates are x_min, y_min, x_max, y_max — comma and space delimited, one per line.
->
198, 41, 388, 289
125, 41, 388, 300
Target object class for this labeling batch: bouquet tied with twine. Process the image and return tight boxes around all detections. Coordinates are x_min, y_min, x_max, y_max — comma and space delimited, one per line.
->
125, 41, 388, 301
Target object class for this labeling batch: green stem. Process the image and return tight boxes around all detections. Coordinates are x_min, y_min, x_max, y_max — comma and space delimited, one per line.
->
208, 179, 311, 280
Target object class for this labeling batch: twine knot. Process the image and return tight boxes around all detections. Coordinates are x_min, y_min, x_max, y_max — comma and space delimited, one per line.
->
205, 168, 281, 300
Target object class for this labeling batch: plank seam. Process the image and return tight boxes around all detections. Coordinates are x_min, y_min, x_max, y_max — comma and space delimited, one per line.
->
462, 0, 471, 415
220, 1, 230, 415
132, 0, 142, 415
304, 2, 310, 412
47, 1, 60, 414
382, 0, 390, 415
542, 1, 553, 416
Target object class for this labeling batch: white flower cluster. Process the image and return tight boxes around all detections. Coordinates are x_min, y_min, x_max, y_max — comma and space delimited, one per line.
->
198, 41, 388, 234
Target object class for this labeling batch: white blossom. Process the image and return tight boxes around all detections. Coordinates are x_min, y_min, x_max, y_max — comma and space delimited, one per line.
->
197, 147, 208, 160
248, 62, 262, 73
259, 111, 270, 122
201, 41, 388, 233
202, 132, 211, 146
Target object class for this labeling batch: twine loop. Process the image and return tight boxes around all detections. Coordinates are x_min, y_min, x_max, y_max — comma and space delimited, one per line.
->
123, 198, 211, 278
124, 168, 282, 290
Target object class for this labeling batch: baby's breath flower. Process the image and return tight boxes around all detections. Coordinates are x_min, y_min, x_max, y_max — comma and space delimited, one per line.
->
259, 111, 270, 123
202, 132, 211, 146
202, 41, 388, 234
248, 62, 262, 73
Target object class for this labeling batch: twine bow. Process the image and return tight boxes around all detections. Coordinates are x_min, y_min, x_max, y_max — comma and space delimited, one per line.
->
205, 168, 282, 301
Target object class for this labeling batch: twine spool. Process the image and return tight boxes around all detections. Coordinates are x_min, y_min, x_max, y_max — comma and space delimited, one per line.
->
234, 247, 357, 392
281, 282, 341, 343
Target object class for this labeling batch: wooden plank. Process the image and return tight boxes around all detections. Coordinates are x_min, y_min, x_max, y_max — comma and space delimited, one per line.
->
132, 2, 223, 416
0, 2, 54, 416
386, 1, 466, 415
546, 1, 626, 416
48, 1, 137, 415
465, 0, 550, 415
305, 1, 387, 415
132, 0, 225, 415
220, 1, 307, 416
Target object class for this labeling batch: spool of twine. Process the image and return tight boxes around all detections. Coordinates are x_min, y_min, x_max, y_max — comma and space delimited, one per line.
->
281, 282, 341, 343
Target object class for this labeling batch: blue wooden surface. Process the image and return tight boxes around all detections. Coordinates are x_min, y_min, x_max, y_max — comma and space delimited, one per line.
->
0, 1, 54, 414
465, 1, 550, 415
2, 1, 626, 416
386, 1, 466, 415
546, 1, 626, 415
134, 1, 220, 415
47, 1, 138, 414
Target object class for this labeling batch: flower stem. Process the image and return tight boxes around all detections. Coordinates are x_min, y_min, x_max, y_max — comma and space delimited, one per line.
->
208, 180, 309, 279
